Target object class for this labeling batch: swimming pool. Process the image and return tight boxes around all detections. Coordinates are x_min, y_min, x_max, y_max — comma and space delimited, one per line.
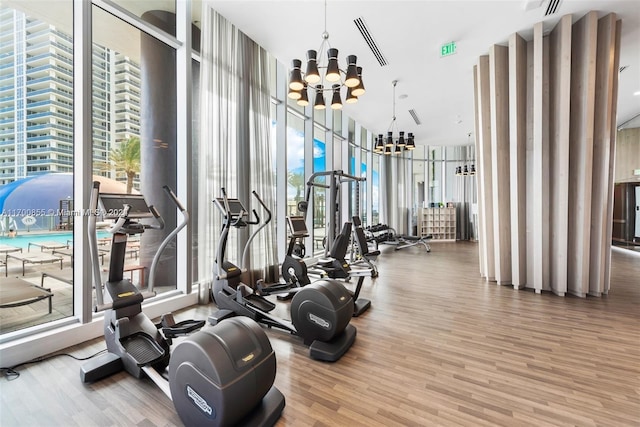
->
0, 231, 110, 250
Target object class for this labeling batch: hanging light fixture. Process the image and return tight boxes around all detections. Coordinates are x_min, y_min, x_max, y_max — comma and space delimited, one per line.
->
373, 80, 415, 155
455, 164, 476, 176
455, 133, 475, 176
287, 0, 365, 110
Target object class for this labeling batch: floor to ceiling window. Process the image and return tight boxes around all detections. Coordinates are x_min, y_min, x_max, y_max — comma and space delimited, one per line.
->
91, 4, 178, 294
360, 131, 368, 224
0, 0, 74, 335
312, 117, 327, 252
286, 110, 305, 218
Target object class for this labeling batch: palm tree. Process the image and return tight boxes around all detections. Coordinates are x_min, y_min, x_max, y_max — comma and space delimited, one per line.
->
288, 171, 305, 201
110, 136, 141, 194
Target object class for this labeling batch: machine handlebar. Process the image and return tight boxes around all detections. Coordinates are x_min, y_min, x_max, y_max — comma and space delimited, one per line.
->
163, 185, 186, 212
251, 191, 272, 225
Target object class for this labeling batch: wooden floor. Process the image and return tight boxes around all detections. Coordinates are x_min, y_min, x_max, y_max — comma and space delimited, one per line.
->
1, 242, 639, 426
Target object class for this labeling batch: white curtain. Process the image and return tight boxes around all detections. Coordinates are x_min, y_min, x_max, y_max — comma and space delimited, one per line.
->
198, 5, 277, 286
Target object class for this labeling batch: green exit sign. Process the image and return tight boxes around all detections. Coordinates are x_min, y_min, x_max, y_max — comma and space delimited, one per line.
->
440, 41, 457, 57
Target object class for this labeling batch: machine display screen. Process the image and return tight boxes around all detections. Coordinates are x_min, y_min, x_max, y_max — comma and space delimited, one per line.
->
99, 193, 152, 219
214, 198, 247, 216
287, 216, 308, 236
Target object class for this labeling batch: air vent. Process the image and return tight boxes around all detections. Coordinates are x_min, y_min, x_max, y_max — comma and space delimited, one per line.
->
354, 17, 388, 67
544, 0, 562, 16
619, 65, 628, 73
408, 109, 422, 125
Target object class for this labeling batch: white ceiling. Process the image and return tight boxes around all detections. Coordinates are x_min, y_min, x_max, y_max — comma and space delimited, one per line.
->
206, 0, 640, 146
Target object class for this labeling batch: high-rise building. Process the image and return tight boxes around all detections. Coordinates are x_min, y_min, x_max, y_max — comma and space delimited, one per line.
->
0, 7, 140, 185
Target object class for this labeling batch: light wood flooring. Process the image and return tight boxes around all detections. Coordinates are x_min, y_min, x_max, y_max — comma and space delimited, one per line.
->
1, 242, 639, 426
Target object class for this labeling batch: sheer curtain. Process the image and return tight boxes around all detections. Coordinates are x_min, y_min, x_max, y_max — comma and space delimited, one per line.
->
198, 5, 276, 288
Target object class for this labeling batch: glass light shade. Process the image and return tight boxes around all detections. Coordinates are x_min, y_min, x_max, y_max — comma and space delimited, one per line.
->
463, 165, 469, 175
406, 133, 415, 150
456, 166, 462, 175
304, 50, 320, 84
470, 164, 476, 174
384, 145, 392, 155
374, 136, 384, 153
330, 84, 342, 109
394, 144, 402, 154
289, 59, 304, 91
297, 85, 309, 106
351, 67, 365, 96
397, 131, 406, 147
325, 48, 340, 82
344, 55, 359, 87
385, 131, 394, 147
345, 87, 358, 104
313, 85, 326, 110
288, 89, 301, 100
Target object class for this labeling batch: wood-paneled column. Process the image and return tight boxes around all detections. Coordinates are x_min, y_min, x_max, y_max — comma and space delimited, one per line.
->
489, 45, 512, 285
568, 11, 598, 297
547, 14, 572, 296
509, 33, 527, 289
475, 56, 495, 281
591, 14, 621, 295
531, 22, 550, 293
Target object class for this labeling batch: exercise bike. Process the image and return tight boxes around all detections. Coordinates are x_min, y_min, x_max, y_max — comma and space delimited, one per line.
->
209, 189, 357, 362
81, 182, 285, 427
283, 216, 372, 317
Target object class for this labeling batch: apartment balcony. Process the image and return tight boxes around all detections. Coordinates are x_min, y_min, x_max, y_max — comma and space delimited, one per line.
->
24, 135, 72, 144
26, 146, 73, 156
0, 61, 14, 72
26, 63, 72, 79
26, 99, 72, 111
27, 158, 73, 166
26, 111, 73, 126
25, 123, 72, 133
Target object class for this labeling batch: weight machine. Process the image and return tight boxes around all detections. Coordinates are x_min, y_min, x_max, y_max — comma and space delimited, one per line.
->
298, 170, 365, 256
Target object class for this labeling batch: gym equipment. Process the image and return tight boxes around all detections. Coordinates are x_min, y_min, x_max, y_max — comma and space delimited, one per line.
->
246, 191, 311, 297
81, 182, 284, 427
350, 215, 379, 277
366, 223, 431, 252
299, 170, 365, 257
280, 216, 313, 290
209, 189, 357, 362
286, 217, 372, 317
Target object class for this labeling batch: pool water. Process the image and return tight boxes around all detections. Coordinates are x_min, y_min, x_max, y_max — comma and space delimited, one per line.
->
0, 231, 110, 250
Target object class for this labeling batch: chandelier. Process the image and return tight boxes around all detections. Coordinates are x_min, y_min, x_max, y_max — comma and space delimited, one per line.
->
456, 133, 476, 175
455, 164, 476, 175
374, 80, 415, 155
287, 0, 365, 109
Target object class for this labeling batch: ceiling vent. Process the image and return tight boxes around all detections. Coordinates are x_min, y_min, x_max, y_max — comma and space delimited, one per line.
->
354, 17, 388, 67
408, 109, 422, 125
544, 0, 563, 16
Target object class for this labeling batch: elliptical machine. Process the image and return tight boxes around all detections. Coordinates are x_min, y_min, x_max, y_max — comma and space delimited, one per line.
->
209, 189, 357, 362
81, 182, 285, 427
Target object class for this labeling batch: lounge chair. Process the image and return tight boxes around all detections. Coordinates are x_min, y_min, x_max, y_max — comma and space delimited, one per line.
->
6, 252, 63, 276
28, 241, 69, 252
41, 270, 73, 287
0, 277, 53, 313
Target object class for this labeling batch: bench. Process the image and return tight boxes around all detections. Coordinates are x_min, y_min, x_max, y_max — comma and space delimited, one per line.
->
103, 264, 146, 287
